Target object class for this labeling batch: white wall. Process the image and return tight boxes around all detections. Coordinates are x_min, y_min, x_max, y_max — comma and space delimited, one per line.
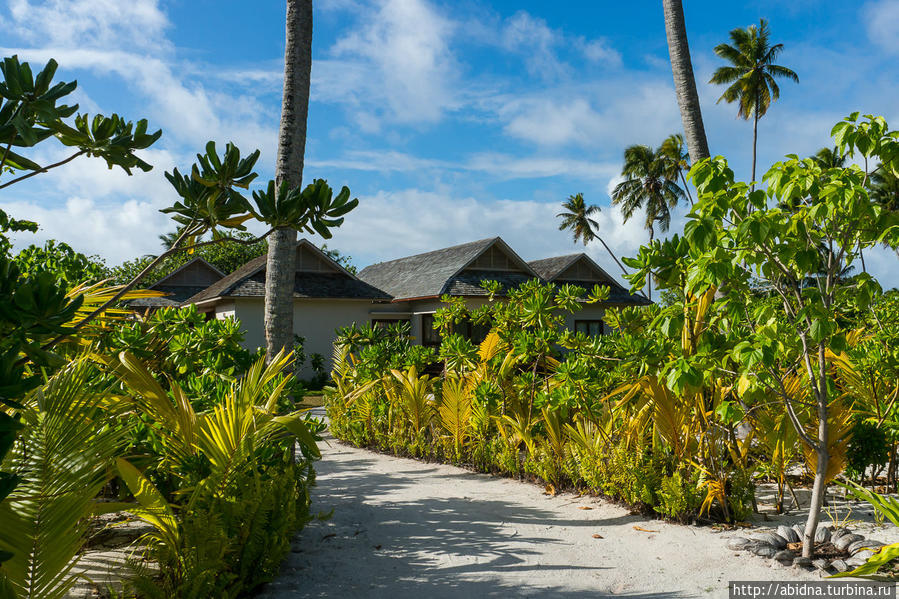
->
228, 298, 407, 378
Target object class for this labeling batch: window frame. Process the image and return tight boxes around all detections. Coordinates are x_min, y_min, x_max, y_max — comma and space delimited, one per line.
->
574, 319, 604, 337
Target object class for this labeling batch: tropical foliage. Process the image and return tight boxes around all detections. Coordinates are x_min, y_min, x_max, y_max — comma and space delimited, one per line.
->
329, 115, 899, 558
0, 52, 325, 597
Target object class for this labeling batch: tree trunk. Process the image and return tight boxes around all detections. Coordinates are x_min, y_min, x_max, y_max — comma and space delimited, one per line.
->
751, 102, 759, 190
265, 0, 313, 363
802, 403, 830, 559
647, 227, 654, 302
662, 0, 710, 164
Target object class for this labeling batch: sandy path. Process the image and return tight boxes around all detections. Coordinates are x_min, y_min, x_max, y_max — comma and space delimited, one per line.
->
256, 431, 831, 599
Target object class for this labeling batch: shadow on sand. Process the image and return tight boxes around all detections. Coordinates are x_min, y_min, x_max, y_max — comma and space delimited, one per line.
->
255, 447, 686, 599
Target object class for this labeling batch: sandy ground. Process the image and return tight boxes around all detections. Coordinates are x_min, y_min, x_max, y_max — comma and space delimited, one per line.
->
256, 420, 899, 599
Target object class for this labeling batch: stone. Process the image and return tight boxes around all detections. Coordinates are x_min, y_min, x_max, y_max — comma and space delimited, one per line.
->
834, 534, 864, 551
757, 532, 788, 550
831, 527, 851, 541
778, 525, 800, 543
812, 558, 831, 571
848, 540, 884, 555
727, 537, 752, 551
830, 559, 850, 573
774, 550, 795, 563
792, 524, 805, 539
752, 543, 778, 558
814, 527, 832, 543
846, 539, 880, 555
794, 557, 813, 568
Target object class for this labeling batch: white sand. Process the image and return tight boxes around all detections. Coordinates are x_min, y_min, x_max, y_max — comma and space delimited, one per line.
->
256, 428, 899, 599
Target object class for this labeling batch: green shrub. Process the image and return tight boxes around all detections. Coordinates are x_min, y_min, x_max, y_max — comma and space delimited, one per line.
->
846, 419, 890, 483
657, 470, 704, 522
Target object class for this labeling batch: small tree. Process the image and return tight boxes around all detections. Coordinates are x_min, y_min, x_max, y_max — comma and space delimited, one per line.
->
670, 114, 899, 557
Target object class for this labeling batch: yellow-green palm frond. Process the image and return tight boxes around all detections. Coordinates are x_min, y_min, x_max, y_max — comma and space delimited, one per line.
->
540, 407, 566, 461
388, 366, 434, 435
65, 281, 164, 333
113, 458, 180, 552
0, 359, 126, 599
478, 331, 501, 363
108, 351, 197, 465
438, 377, 473, 455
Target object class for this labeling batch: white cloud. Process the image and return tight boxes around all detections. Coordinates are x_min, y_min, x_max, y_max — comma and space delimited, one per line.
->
2, 195, 172, 265
580, 39, 622, 67
864, 0, 899, 54
320, 0, 458, 126
499, 81, 681, 148
8, 0, 170, 52
501, 11, 568, 79
325, 187, 661, 282
308, 149, 617, 181
498, 11, 620, 78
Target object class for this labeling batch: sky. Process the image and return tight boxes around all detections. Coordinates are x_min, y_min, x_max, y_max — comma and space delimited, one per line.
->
1, 0, 898, 288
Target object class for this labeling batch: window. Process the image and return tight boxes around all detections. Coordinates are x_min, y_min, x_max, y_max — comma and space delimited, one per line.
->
574, 319, 604, 337
456, 321, 491, 344
372, 318, 411, 330
421, 313, 441, 346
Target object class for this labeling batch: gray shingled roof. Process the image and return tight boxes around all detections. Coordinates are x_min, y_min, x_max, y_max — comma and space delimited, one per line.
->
184, 242, 390, 305
528, 254, 583, 281
130, 285, 211, 308
527, 254, 651, 306
356, 237, 539, 300
444, 270, 535, 296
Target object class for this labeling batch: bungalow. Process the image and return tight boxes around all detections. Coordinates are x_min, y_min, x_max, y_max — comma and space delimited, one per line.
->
129, 257, 225, 310
181, 240, 396, 377
527, 252, 651, 335
178, 237, 648, 376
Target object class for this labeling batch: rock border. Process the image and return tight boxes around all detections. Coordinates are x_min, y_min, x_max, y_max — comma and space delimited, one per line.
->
726, 525, 886, 576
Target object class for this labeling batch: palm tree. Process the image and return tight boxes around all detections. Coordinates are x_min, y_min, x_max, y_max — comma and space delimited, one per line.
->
662, 0, 710, 164
811, 146, 846, 170
869, 166, 899, 212
556, 193, 629, 276
660, 133, 693, 205
557, 193, 599, 246
611, 144, 687, 300
265, 0, 313, 363
709, 19, 798, 187
158, 226, 191, 250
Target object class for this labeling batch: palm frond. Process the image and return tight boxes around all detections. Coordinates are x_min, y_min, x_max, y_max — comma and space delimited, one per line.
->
0, 359, 125, 599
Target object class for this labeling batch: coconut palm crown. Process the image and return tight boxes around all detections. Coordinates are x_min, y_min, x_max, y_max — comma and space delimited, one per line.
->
611, 144, 685, 242
709, 19, 798, 184
556, 193, 600, 246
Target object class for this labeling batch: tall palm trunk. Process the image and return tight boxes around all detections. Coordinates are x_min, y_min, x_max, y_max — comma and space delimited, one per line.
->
647, 226, 655, 302
662, 0, 710, 164
265, 0, 313, 363
751, 93, 759, 190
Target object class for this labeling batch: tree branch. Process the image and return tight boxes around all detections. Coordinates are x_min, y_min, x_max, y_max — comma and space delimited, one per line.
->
0, 150, 88, 190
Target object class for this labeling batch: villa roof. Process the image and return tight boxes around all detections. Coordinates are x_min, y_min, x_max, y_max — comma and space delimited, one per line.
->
183, 239, 390, 305
357, 237, 539, 301
129, 257, 226, 308
527, 253, 651, 306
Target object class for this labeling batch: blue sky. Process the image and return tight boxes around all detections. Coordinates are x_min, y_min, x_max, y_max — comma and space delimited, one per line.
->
2, 0, 898, 288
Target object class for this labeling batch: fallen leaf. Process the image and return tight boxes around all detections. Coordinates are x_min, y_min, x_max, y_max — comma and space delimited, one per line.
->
633, 526, 659, 533
592, 534, 604, 539
322, 533, 337, 541
578, 506, 593, 510
544, 484, 557, 496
